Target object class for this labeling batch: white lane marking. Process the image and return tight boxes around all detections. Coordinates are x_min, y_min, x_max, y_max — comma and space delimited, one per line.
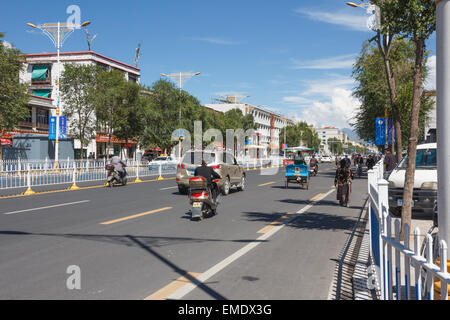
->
2, 200, 91, 215
168, 188, 336, 300
159, 186, 178, 191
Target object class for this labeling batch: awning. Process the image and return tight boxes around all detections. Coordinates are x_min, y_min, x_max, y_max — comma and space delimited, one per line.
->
32, 89, 51, 98
1, 139, 12, 145
31, 65, 50, 81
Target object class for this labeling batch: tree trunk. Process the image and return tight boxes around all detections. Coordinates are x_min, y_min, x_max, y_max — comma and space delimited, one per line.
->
401, 38, 425, 236
382, 54, 403, 162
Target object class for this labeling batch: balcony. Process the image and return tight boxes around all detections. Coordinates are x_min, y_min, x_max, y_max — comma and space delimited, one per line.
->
17, 121, 34, 128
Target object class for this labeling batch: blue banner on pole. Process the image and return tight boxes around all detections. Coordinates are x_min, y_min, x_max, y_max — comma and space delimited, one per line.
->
59, 116, 67, 140
49, 116, 57, 140
375, 118, 386, 146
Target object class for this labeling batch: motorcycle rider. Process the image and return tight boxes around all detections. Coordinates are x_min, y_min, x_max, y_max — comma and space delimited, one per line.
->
309, 155, 319, 173
194, 160, 222, 204
110, 153, 127, 181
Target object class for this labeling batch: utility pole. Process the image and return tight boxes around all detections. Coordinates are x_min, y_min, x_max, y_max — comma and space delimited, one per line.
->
436, 0, 450, 253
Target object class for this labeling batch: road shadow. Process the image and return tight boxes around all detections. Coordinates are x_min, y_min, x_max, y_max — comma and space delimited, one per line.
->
0, 231, 268, 300
242, 210, 357, 232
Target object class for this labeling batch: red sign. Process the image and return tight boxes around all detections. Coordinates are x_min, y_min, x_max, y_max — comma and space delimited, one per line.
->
1, 139, 12, 145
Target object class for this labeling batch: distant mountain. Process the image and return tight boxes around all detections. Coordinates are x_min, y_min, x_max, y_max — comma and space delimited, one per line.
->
342, 128, 363, 143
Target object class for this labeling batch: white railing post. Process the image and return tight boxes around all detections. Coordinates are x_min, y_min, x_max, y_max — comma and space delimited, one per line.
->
394, 219, 401, 300
23, 163, 35, 195
157, 162, 163, 180
378, 178, 389, 300
425, 234, 435, 300
135, 160, 142, 183
68, 161, 80, 190
414, 228, 422, 300
404, 223, 411, 300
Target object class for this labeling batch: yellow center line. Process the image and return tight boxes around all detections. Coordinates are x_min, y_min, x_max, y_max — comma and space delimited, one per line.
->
257, 214, 291, 234
309, 193, 325, 202
145, 272, 201, 300
100, 206, 172, 225
258, 181, 276, 187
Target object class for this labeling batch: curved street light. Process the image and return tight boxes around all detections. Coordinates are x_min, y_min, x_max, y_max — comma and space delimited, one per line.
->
27, 20, 91, 164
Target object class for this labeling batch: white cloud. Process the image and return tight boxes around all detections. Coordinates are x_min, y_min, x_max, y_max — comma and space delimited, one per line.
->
1, 41, 13, 49
425, 55, 436, 90
187, 37, 244, 45
295, 8, 371, 32
280, 76, 360, 129
291, 54, 357, 70
299, 87, 361, 129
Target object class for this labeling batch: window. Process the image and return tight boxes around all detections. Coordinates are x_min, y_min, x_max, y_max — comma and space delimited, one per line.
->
31, 65, 50, 82
128, 74, 138, 83
32, 89, 51, 98
37, 109, 49, 124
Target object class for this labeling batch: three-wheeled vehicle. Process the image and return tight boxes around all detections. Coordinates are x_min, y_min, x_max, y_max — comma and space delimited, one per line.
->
284, 147, 315, 189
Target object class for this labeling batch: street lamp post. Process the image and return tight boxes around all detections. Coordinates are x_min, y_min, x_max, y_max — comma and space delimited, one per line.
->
27, 21, 90, 165
436, 0, 450, 254
160, 72, 201, 160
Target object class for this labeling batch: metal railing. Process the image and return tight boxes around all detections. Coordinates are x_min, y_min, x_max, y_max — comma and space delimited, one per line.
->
0, 157, 284, 191
367, 160, 450, 300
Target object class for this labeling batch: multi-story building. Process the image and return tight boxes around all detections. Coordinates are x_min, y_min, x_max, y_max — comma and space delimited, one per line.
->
19, 51, 141, 159
316, 127, 348, 154
204, 99, 295, 158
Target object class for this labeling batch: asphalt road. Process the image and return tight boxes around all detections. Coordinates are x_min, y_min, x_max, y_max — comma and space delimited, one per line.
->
0, 163, 369, 300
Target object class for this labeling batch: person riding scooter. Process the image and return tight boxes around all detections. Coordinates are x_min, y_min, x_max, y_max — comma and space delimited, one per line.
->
110, 153, 127, 181
194, 160, 222, 204
309, 155, 319, 174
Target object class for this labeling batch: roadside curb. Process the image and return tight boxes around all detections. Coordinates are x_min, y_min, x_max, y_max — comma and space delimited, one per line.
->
352, 201, 378, 300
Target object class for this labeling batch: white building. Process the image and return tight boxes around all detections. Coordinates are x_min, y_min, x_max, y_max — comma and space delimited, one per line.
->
316, 127, 348, 155
20, 51, 141, 159
204, 101, 295, 158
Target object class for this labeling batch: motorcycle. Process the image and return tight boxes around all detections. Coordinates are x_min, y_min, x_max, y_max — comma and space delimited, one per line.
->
105, 164, 127, 187
188, 177, 219, 220
309, 163, 318, 176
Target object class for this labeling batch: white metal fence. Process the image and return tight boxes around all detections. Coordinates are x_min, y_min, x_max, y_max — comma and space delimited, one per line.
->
367, 160, 450, 300
0, 157, 282, 191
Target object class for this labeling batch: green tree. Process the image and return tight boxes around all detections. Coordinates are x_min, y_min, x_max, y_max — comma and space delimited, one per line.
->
388, 0, 436, 234
0, 34, 29, 158
352, 39, 434, 148
94, 69, 129, 158
60, 64, 99, 160
328, 137, 343, 155
280, 121, 320, 151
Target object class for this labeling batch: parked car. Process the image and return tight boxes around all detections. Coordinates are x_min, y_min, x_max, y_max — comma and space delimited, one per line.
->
148, 156, 178, 170
388, 143, 437, 217
176, 150, 246, 195
321, 155, 332, 163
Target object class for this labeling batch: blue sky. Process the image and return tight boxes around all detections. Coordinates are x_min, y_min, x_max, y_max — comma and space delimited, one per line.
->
1, 0, 437, 130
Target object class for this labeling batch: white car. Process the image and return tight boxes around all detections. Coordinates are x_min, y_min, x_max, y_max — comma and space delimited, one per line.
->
321, 156, 332, 163
148, 156, 178, 170
388, 143, 437, 217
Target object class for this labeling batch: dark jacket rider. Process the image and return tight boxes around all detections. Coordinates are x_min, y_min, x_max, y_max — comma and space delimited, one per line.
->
194, 160, 221, 201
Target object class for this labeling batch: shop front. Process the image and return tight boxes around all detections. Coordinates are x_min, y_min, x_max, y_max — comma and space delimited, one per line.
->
96, 134, 138, 160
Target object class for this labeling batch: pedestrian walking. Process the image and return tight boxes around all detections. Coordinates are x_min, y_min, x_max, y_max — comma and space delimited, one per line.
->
334, 158, 354, 207
384, 148, 397, 179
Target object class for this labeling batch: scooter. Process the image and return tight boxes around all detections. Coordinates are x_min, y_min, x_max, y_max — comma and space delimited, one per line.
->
188, 177, 219, 220
309, 164, 318, 176
105, 164, 127, 187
